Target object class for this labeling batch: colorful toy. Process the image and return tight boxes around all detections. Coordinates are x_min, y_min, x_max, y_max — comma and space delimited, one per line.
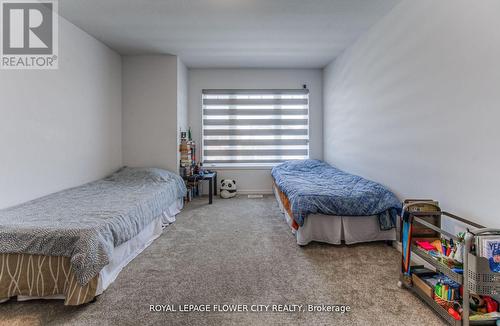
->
220, 179, 237, 199
401, 213, 413, 276
416, 240, 435, 251
484, 296, 498, 313
448, 307, 462, 320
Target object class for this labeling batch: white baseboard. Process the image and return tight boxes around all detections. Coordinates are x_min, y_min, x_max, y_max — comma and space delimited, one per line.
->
237, 189, 273, 195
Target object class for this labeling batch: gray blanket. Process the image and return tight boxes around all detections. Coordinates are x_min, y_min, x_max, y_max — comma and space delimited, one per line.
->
0, 167, 186, 286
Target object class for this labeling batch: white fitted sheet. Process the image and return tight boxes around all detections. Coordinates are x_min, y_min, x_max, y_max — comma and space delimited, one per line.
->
273, 186, 395, 245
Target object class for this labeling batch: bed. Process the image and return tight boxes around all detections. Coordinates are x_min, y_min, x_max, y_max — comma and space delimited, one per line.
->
0, 167, 186, 305
271, 160, 400, 245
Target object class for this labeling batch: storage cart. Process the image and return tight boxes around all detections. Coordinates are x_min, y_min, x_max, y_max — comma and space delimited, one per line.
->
399, 203, 500, 325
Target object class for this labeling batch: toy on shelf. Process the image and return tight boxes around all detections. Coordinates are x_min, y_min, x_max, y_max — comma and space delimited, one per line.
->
399, 199, 500, 326
179, 128, 196, 178
415, 236, 464, 272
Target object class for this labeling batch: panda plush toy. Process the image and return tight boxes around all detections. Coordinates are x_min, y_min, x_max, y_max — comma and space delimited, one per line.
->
220, 179, 237, 199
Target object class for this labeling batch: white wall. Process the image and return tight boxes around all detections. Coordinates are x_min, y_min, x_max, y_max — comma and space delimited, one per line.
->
323, 0, 500, 228
122, 55, 179, 172
0, 17, 122, 209
177, 58, 189, 171
188, 68, 323, 194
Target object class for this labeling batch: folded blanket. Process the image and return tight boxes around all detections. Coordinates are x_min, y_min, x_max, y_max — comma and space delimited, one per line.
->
0, 167, 186, 286
271, 160, 400, 230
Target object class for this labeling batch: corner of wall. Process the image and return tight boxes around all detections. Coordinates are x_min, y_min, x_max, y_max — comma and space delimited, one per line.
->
176, 57, 189, 174
121, 55, 180, 173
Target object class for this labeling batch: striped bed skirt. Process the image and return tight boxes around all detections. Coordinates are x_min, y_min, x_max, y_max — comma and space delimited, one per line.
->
0, 253, 98, 306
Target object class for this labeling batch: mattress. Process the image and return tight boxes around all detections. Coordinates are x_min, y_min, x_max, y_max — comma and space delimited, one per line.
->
0, 199, 183, 305
273, 185, 395, 245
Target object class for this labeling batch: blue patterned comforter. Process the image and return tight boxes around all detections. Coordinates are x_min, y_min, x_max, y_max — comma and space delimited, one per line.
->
271, 160, 400, 230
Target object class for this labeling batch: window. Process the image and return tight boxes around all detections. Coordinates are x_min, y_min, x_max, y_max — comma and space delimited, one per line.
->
202, 89, 309, 167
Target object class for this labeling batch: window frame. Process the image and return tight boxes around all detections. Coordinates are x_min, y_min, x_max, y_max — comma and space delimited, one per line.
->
201, 89, 310, 168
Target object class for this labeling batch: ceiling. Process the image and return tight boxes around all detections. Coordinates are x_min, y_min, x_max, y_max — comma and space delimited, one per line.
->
59, 0, 400, 68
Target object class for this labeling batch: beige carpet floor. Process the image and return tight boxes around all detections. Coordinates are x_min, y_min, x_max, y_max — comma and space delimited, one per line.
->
0, 196, 445, 326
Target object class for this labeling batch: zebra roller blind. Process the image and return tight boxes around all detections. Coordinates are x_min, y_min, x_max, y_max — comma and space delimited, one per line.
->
202, 89, 309, 166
